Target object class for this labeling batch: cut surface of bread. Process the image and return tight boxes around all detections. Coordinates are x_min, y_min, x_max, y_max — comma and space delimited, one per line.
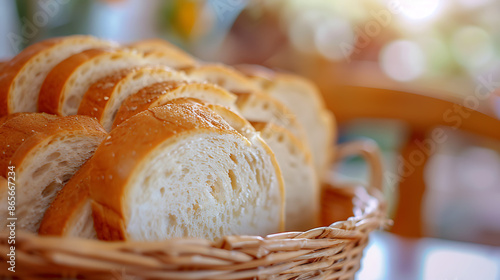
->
39, 162, 96, 238
38, 48, 146, 116
0, 35, 114, 115
113, 82, 237, 128
129, 39, 197, 69
236, 92, 307, 143
185, 64, 308, 146
0, 113, 107, 233
78, 66, 188, 131
207, 103, 319, 230
260, 73, 335, 176
252, 122, 319, 231
238, 65, 336, 176
41, 97, 236, 238
90, 102, 284, 241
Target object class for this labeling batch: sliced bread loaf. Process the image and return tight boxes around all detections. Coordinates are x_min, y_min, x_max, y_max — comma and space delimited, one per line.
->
77, 66, 188, 131
205, 104, 319, 230
186, 64, 261, 94
129, 39, 197, 69
252, 122, 319, 231
40, 97, 235, 238
0, 35, 114, 115
90, 101, 284, 241
235, 92, 306, 142
38, 48, 146, 116
186, 64, 308, 144
142, 51, 197, 70
0, 113, 107, 232
39, 162, 96, 238
113, 82, 237, 128
237, 65, 336, 176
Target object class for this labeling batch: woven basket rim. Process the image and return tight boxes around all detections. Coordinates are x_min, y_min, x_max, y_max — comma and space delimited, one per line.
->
0, 182, 389, 279
1, 140, 390, 279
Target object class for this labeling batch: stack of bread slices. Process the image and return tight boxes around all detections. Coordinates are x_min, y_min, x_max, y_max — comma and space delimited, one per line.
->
0, 36, 335, 241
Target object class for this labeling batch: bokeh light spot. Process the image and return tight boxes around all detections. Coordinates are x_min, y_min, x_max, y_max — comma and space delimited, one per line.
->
314, 17, 355, 61
380, 40, 426, 82
399, 0, 440, 20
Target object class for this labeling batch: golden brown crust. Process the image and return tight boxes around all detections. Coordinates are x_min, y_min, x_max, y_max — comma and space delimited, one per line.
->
0, 113, 106, 177
113, 83, 238, 128
0, 61, 7, 72
0, 113, 58, 175
38, 48, 116, 115
0, 112, 33, 126
111, 81, 189, 128
234, 64, 277, 80
78, 66, 187, 131
143, 51, 197, 69
204, 104, 254, 133
89, 102, 239, 240
0, 36, 113, 115
0, 38, 64, 115
185, 64, 261, 94
77, 67, 139, 120
129, 39, 197, 69
91, 200, 127, 240
38, 162, 92, 236
129, 39, 185, 53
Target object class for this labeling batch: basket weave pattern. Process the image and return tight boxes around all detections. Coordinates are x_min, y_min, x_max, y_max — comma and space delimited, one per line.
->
0, 189, 386, 279
0, 141, 387, 279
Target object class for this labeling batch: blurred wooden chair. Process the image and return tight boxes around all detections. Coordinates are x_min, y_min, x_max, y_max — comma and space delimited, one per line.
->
323, 85, 500, 238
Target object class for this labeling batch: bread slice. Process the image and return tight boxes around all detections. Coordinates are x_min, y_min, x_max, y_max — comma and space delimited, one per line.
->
77, 66, 188, 131
90, 101, 284, 241
113, 82, 237, 128
38, 48, 146, 116
38, 100, 276, 239
0, 35, 115, 115
39, 162, 96, 238
204, 104, 318, 230
142, 51, 197, 70
186, 64, 261, 94
252, 122, 319, 231
129, 39, 197, 69
40, 98, 235, 239
0, 113, 107, 233
237, 65, 336, 176
236, 92, 307, 143
186, 64, 308, 144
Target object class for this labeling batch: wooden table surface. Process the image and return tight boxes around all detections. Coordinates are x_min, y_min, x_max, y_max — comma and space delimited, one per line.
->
357, 231, 500, 280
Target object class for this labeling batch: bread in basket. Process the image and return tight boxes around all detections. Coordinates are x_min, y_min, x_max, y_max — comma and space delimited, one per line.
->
0, 35, 387, 279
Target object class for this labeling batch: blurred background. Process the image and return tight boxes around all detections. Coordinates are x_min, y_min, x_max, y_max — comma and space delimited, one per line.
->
1, 0, 500, 279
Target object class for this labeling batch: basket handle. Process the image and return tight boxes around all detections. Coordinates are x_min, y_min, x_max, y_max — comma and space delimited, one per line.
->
334, 139, 384, 195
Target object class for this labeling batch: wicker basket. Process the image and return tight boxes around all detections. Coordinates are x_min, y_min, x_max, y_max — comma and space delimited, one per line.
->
0, 140, 388, 280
